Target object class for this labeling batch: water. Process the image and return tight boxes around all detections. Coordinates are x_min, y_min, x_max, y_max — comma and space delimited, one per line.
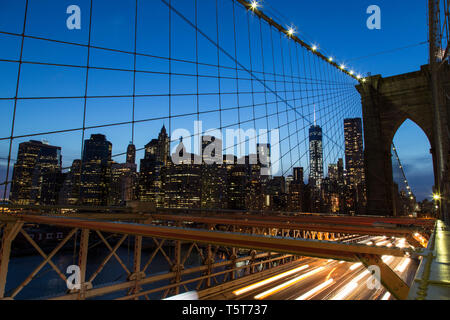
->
5, 243, 208, 300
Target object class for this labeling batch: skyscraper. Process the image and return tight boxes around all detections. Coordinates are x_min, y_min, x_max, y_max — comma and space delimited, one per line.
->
309, 125, 324, 187
138, 126, 170, 206
200, 136, 227, 209
337, 158, 344, 185
80, 134, 112, 206
126, 143, 136, 165
111, 162, 137, 205
10, 140, 62, 205
328, 164, 338, 181
288, 167, 304, 212
157, 125, 170, 165
202, 135, 222, 164
344, 118, 366, 214
344, 118, 365, 186
293, 167, 304, 183
162, 139, 202, 208
58, 159, 81, 205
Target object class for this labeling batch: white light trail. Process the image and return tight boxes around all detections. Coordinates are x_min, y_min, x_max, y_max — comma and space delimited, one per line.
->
331, 269, 371, 300
352, 270, 370, 283
331, 282, 358, 300
254, 267, 325, 300
349, 263, 362, 271
395, 258, 411, 273
382, 255, 394, 264
295, 279, 334, 300
381, 292, 391, 300
232, 264, 309, 296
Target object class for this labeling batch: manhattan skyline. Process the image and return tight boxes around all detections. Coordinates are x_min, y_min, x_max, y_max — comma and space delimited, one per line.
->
0, 0, 434, 202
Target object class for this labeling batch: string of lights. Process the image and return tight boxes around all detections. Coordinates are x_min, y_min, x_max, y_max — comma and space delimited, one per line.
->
392, 143, 415, 201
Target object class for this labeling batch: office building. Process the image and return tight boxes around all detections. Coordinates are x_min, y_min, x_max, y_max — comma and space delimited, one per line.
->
10, 140, 62, 205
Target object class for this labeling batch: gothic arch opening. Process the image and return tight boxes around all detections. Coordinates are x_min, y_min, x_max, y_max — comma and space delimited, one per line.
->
391, 119, 435, 216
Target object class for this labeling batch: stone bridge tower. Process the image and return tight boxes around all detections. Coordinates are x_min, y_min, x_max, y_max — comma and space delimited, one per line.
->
356, 64, 450, 217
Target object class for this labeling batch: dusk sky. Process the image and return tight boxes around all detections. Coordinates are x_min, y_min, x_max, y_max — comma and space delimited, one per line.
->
261, 0, 433, 200
0, 0, 434, 201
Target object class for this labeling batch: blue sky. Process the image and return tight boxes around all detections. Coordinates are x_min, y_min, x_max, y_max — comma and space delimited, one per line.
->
261, 0, 433, 200
0, 0, 433, 200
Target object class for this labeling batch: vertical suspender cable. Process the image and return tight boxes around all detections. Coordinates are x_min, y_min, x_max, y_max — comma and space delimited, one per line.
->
3, 0, 29, 205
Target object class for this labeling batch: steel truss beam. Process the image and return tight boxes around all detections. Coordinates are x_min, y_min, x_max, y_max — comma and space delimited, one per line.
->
1, 215, 297, 300
357, 253, 410, 300
8, 228, 78, 299
0, 221, 23, 298
10, 215, 415, 260
152, 208, 435, 228
149, 214, 426, 242
51, 252, 292, 300
1, 215, 418, 300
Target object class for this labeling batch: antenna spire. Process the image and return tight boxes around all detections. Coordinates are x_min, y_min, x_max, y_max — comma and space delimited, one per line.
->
314, 104, 316, 125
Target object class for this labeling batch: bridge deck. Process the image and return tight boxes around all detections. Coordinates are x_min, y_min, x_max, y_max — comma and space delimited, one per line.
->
409, 220, 450, 299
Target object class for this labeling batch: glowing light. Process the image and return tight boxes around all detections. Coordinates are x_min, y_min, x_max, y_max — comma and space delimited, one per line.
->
340, 64, 345, 70
353, 270, 370, 283
376, 240, 389, 246
250, 1, 259, 10
381, 255, 394, 264
357, 74, 361, 79
329, 57, 333, 62
331, 282, 358, 300
254, 267, 325, 299
349, 263, 362, 271
332, 270, 369, 300
397, 239, 407, 248
163, 291, 199, 300
312, 45, 318, 51
381, 292, 391, 300
350, 70, 354, 75
395, 258, 411, 273
362, 78, 367, 82
433, 193, 441, 201
286, 27, 296, 37
232, 264, 309, 296
295, 279, 334, 300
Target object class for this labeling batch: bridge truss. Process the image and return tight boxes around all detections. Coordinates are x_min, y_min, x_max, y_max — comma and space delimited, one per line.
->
0, 210, 435, 300
0, 0, 444, 301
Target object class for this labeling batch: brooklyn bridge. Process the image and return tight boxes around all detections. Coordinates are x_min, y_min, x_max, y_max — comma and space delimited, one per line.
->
0, 0, 449, 301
